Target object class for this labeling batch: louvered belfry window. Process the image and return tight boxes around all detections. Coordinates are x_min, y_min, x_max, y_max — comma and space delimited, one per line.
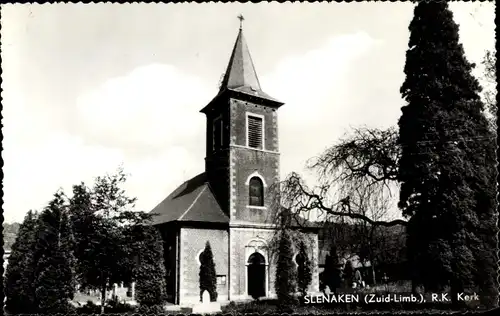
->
249, 177, 264, 206
247, 115, 263, 149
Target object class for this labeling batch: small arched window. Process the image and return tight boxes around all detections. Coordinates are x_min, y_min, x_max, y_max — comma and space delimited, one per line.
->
249, 177, 264, 206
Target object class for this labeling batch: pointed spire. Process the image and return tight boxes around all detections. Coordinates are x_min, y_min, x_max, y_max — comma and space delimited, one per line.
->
201, 16, 283, 113
219, 17, 261, 92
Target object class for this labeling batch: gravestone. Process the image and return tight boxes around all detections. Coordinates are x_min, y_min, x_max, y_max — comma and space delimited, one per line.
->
202, 290, 210, 304
324, 286, 331, 295
192, 290, 221, 314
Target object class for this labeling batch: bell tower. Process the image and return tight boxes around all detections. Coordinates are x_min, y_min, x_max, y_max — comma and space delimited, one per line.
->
200, 17, 284, 223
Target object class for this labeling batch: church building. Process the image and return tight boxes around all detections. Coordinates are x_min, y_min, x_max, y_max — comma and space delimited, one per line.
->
150, 19, 320, 306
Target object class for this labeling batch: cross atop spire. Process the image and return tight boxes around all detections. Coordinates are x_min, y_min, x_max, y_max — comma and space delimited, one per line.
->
237, 14, 244, 30
219, 22, 261, 92
202, 17, 282, 108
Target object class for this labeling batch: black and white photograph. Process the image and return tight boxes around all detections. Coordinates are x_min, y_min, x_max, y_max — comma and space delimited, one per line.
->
1, 1, 497, 314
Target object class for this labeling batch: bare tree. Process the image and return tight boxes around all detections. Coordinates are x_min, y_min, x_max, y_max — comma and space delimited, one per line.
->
270, 127, 406, 229
266, 127, 408, 288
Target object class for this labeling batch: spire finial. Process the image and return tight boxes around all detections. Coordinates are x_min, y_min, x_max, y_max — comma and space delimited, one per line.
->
237, 14, 245, 30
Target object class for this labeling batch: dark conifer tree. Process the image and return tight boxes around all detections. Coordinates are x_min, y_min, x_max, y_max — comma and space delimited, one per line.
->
133, 225, 168, 307
296, 240, 312, 299
322, 243, 342, 293
275, 229, 297, 309
398, 1, 497, 307
33, 191, 76, 313
199, 241, 217, 302
4, 210, 39, 313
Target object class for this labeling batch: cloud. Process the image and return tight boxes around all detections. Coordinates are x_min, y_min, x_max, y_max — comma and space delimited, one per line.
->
3, 4, 494, 224
2, 133, 125, 221
3, 63, 211, 222
261, 32, 380, 180
450, 2, 495, 65
2, 128, 203, 222
122, 146, 201, 213
262, 32, 380, 124
76, 64, 215, 150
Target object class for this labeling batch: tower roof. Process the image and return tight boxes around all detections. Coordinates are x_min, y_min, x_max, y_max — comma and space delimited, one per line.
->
220, 27, 262, 91
201, 18, 283, 113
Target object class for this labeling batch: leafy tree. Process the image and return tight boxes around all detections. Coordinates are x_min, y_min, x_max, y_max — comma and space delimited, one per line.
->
33, 191, 76, 313
4, 210, 39, 313
69, 182, 95, 290
199, 241, 217, 302
275, 229, 297, 309
68, 168, 150, 313
296, 240, 312, 298
131, 225, 167, 307
398, 1, 497, 307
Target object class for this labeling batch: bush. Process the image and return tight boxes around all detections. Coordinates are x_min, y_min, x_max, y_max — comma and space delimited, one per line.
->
76, 299, 137, 314
137, 304, 164, 314
222, 300, 277, 314
105, 298, 136, 314
76, 300, 101, 314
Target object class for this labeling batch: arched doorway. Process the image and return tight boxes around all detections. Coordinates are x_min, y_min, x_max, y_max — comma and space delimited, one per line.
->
247, 252, 266, 299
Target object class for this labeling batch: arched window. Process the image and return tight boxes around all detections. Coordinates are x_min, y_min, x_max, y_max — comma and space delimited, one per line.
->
249, 177, 264, 206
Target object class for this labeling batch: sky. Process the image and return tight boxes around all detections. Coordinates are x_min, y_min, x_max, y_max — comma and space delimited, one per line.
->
1, 2, 496, 223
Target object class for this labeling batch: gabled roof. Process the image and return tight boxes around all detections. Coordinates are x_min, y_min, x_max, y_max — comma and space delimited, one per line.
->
150, 173, 229, 226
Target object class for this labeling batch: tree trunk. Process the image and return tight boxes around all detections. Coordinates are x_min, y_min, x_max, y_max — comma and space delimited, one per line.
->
371, 265, 376, 285
450, 284, 465, 310
411, 280, 418, 295
101, 284, 106, 314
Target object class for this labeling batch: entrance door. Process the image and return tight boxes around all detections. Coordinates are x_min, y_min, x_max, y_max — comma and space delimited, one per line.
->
247, 252, 266, 299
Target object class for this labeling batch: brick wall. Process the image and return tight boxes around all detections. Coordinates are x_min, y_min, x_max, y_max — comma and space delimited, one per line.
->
179, 228, 229, 305
230, 99, 278, 152
230, 147, 279, 223
229, 98, 280, 224
206, 150, 230, 215
205, 104, 231, 215
229, 228, 278, 299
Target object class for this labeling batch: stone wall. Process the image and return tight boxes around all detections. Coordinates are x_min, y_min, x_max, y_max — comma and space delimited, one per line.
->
179, 227, 229, 305
229, 227, 278, 300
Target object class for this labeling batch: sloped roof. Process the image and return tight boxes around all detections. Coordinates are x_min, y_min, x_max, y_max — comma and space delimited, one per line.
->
228, 86, 281, 103
150, 173, 229, 225
220, 28, 261, 91
217, 28, 282, 105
